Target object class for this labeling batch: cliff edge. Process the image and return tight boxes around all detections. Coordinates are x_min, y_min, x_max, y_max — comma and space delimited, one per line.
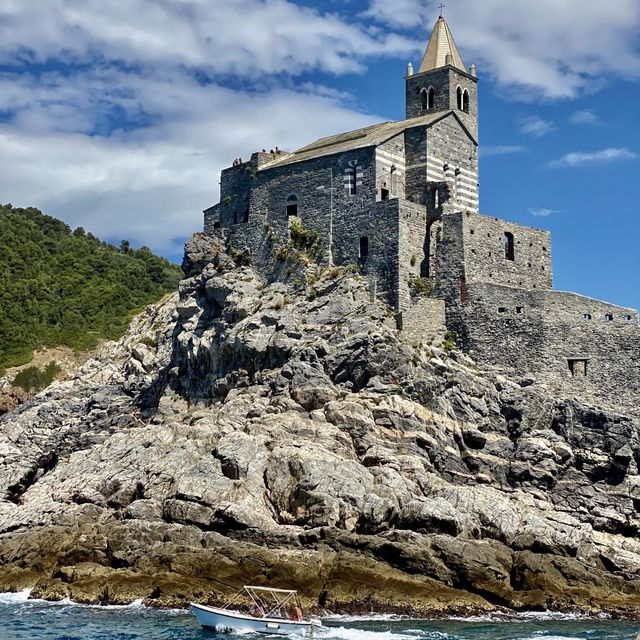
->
0, 233, 638, 616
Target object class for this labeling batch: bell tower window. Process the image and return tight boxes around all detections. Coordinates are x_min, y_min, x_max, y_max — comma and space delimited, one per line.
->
421, 89, 428, 110
463, 89, 470, 113
427, 87, 435, 109
456, 86, 463, 110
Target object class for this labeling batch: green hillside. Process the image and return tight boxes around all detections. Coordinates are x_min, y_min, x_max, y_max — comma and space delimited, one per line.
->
0, 204, 182, 375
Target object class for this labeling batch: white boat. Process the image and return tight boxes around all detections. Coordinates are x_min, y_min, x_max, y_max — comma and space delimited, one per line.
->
191, 585, 322, 636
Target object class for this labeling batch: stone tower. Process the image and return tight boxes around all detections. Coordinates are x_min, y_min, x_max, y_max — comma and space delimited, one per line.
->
405, 16, 478, 142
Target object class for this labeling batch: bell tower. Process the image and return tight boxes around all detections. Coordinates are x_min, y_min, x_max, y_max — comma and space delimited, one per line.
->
405, 15, 478, 142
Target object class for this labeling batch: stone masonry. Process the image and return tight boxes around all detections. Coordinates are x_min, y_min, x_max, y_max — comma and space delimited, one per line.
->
203, 16, 639, 415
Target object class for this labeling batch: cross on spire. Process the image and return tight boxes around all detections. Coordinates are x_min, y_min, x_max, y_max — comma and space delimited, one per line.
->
438, 3, 445, 16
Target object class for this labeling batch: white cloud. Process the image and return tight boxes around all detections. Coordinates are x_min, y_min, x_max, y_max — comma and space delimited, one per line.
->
0, 1, 406, 255
365, 0, 640, 99
569, 109, 599, 125
481, 145, 526, 157
0, 0, 417, 77
550, 147, 638, 167
0, 70, 380, 253
528, 208, 567, 217
520, 115, 555, 137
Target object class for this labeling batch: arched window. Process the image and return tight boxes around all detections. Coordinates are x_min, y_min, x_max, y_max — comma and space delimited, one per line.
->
421, 88, 428, 110
503, 232, 515, 261
286, 194, 298, 216
456, 86, 463, 110
427, 87, 435, 109
463, 89, 470, 113
390, 165, 397, 195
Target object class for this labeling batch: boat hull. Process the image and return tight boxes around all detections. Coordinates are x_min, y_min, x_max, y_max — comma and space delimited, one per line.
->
190, 603, 321, 636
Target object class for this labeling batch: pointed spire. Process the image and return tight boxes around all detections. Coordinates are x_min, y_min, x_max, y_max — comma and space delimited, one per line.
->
418, 16, 466, 73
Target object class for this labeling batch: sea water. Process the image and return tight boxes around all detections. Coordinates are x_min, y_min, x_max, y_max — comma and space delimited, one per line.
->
1, 591, 638, 640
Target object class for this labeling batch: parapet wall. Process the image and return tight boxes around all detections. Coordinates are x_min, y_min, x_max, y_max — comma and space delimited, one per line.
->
456, 282, 640, 416
460, 211, 553, 290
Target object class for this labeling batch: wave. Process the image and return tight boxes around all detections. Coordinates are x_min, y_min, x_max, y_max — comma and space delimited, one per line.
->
317, 626, 447, 640
0, 589, 32, 604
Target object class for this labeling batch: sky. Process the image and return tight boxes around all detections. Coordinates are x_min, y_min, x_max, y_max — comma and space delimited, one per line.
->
0, 0, 639, 311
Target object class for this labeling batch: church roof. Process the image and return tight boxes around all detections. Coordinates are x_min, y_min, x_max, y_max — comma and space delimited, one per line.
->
418, 16, 466, 73
262, 112, 450, 169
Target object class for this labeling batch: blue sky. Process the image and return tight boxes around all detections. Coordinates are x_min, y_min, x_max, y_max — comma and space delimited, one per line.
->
0, 0, 638, 310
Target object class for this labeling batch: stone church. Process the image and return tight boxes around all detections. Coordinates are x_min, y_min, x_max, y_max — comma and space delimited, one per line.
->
204, 16, 640, 414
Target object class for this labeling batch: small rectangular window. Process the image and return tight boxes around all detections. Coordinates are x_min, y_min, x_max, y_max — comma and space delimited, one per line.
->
516, 307, 524, 314
498, 307, 508, 313
604, 314, 614, 322
381, 188, 389, 201
623, 314, 632, 321
503, 232, 515, 261
583, 313, 592, 320
359, 236, 369, 259
568, 359, 588, 377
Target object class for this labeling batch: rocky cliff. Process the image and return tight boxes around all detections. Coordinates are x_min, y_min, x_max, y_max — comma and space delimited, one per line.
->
0, 233, 639, 616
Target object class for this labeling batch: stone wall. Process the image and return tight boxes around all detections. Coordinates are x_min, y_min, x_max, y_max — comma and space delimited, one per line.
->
438, 211, 553, 291
397, 199, 429, 311
203, 204, 220, 236
376, 134, 406, 201
404, 126, 428, 205
397, 297, 446, 346
455, 281, 640, 415
219, 163, 253, 227
215, 147, 408, 310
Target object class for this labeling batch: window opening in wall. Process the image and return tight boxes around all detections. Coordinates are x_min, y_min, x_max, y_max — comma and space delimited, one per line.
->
390, 165, 397, 195
421, 89, 428, 110
623, 314, 633, 321
604, 313, 614, 321
462, 89, 470, 113
568, 359, 588, 377
433, 188, 439, 208
244, 207, 250, 223
503, 232, 515, 261
470, 229, 474, 234
381, 188, 390, 200
359, 236, 369, 259
498, 307, 507, 313
584, 314, 592, 320
428, 87, 435, 109
286, 195, 298, 216
456, 86, 463, 110
516, 307, 524, 314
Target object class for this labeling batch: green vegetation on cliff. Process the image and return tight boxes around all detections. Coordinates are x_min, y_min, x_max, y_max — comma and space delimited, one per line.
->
0, 204, 181, 374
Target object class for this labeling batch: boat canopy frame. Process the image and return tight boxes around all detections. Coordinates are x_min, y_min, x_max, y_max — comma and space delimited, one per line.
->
244, 586, 299, 619
221, 585, 300, 620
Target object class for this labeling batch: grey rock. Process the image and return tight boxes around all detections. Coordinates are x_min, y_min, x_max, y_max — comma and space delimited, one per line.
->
0, 240, 639, 614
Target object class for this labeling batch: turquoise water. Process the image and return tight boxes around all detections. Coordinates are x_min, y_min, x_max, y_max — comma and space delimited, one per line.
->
1, 592, 638, 640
